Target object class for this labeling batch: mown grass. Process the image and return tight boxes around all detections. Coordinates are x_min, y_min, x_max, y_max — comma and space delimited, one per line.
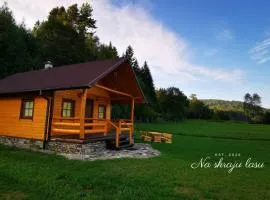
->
136, 119, 270, 140
0, 120, 269, 200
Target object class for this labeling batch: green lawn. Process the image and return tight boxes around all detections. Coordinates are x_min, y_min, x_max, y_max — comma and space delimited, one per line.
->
0, 120, 269, 200
136, 119, 270, 140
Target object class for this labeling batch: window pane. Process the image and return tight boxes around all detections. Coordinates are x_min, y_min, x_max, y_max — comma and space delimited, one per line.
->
21, 99, 34, 118
25, 101, 33, 109
62, 100, 74, 117
28, 109, 33, 117
25, 102, 29, 108
62, 110, 67, 117
99, 106, 104, 112
24, 109, 29, 116
28, 101, 33, 108
99, 113, 104, 119
63, 102, 68, 109
66, 110, 71, 117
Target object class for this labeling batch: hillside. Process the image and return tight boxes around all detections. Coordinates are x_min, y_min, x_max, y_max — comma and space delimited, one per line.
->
201, 99, 244, 112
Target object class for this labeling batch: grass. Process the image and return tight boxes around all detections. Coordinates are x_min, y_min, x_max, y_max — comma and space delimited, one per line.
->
0, 120, 269, 200
136, 119, 270, 140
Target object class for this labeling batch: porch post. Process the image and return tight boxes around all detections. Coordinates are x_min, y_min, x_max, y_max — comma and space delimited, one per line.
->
80, 89, 87, 139
131, 97, 135, 124
130, 97, 135, 144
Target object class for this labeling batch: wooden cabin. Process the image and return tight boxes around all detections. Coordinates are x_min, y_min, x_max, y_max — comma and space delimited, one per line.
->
0, 58, 145, 149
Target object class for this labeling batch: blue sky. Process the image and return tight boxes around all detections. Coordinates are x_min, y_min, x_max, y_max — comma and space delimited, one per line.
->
111, 0, 270, 107
3, 0, 270, 107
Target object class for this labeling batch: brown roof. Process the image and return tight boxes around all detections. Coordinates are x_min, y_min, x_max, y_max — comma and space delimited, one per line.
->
0, 58, 129, 94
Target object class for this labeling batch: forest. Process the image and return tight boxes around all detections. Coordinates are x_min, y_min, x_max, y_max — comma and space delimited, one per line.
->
1, 2, 270, 124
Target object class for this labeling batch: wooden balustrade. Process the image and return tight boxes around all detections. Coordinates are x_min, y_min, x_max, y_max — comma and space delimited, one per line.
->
51, 117, 134, 148
52, 117, 108, 136
119, 119, 133, 145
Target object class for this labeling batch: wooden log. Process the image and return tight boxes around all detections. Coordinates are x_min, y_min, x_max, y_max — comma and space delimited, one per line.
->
52, 128, 80, 134
84, 123, 106, 127
80, 89, 88, 139
120, 128, 130, 131
52, 122, 80, 126
84, 129, 106, 134
95, 84, 133, 97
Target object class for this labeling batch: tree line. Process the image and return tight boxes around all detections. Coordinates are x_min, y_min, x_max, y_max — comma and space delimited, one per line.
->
1, 2, 270, 124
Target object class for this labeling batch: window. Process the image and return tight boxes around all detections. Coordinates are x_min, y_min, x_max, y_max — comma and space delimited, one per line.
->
98, 105, 106, 119
20, 98, 34, 119
62, 99, 75, 117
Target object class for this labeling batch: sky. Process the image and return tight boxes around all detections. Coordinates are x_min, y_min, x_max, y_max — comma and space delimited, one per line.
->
2, 0, 270, 107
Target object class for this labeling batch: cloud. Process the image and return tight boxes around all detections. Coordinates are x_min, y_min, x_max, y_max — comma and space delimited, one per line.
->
250, 37, 270, 64
1, 0, 243, 87
92, 0, 242, 84
216, 29, 233, 40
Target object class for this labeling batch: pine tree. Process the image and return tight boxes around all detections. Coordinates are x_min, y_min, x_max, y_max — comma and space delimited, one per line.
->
141, 61, 157, 104
97, 42, 119, 59
0, 3, 40, 78
124, 45, 141, 76
124, 45, 136, 65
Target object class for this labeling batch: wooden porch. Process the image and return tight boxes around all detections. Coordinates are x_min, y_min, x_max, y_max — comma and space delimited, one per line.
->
49, 82, 136, 149
51, 117, 134, 148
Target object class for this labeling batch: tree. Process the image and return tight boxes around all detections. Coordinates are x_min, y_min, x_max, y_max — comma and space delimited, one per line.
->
34, 17, 87, 66
156, 87, 189, 121
141, 61, 157, 104
97, 42, 118, 59
49, 3, 96, 35
263, 111, 270, 124
0, 3, 40, 78
33, 3, 99, 67
188, 94, 212, 119
243, 93, 263, 123
77, 3, 96, 35
124, 45, 136, 65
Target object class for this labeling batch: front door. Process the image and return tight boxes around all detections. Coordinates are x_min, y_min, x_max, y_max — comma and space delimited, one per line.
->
85, 99, 94, 128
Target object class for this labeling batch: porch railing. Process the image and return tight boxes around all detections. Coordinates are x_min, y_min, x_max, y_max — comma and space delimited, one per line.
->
52, 117, 108, 135
51, 117, 134, 148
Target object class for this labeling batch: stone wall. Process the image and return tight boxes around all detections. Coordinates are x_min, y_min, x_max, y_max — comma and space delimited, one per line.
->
0, 136, 160, 161
0, 136, 107, 155
0, 136, 43, 149
47, 141, 106, 154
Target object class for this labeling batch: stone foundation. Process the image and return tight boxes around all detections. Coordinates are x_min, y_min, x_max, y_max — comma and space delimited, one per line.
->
0, 136, 43, 149
0, 136, 160, 160
48, 141, 106, 154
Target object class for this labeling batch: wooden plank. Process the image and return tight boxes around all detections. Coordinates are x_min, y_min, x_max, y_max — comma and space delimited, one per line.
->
130, 97, 135, 138
52, 122, 80, 126
84, 123, 106, 127
53, 117, 80, 120
125, 122, 133, 126
0, 96, 47, 140
95, 84, 133, 97
52, 128, 80, 134
85, 129, 106, 134
80, 89, 87, 139
131, 98, 135, 124
121, 128, 130, 131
